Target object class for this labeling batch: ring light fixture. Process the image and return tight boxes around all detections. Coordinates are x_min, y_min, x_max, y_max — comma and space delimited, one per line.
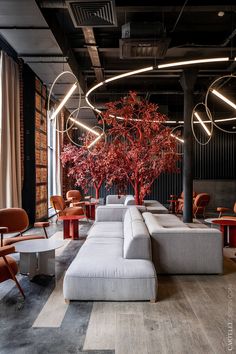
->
65, 106, 106, 149
205, 74, 236, 134
211, 89, 236, 110
191, 103, 213, 146
49, 57, 236, 149
193, 112, 211, 137
84, 57, 236, 146
85, 57, 236, 112
157, 57, 230, 69
48, 71, 82, 134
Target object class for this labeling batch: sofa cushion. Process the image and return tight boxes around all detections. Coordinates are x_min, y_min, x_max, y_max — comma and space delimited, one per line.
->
88, 221, 123, 239
63, 237, 157, 301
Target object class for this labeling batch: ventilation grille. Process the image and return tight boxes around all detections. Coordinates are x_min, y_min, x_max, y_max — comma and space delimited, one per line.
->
120, 38, 170, 59
66, 0, 117, 27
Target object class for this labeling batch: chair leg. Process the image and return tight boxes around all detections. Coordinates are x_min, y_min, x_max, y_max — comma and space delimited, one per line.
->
43, 227, 48, 238
0, 233, 3, 247
3, 256, 25, 299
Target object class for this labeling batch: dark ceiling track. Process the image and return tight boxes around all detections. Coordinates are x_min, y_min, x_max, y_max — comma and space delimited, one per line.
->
38, 0, 66, 8
170, 0, 189, 33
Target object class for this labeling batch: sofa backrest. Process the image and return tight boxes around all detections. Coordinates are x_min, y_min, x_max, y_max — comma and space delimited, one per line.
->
106, 195, 127, 204
123, 207, 151, 260
96, 206, 128, 222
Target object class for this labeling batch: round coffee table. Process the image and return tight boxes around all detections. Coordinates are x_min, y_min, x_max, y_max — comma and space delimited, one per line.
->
13, 239, 64, 280
205, 218, 236, 247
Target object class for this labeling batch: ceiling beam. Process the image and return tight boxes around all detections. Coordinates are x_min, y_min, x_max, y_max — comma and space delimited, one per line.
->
116, 5, 236, 13
0, 26, 49, 29
38, 2, 236, 12
82, 27, 104, 83
36, 4, 86, 92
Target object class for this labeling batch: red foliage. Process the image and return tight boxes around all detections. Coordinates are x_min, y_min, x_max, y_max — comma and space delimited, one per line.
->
102, 92, 180, 204
61, 141, 107, 199
61, 92, 180, 204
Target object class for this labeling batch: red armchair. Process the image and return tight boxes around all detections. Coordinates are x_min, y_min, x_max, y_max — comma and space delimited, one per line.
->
66, 190, 91, 207
193, 193, 210, 218
217, 202, 236, 218
0, 208, 49, 246
0, 241, 25, 298
50, 195, 85, 222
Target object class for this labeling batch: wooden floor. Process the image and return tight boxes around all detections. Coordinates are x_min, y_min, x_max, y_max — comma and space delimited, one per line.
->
84, 258, 236, 354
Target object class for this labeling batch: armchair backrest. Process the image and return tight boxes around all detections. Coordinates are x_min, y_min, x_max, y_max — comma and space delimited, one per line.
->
50, 195, 66, 212
66, 190, 82, 202
0, 208, 29, 233
194, 193, 210, 208
180, 191, 197, 199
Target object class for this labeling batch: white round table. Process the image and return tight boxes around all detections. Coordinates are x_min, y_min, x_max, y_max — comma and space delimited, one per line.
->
13, 239, 65, 280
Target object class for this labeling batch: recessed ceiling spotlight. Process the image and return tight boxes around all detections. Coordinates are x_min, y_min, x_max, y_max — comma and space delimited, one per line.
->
218, 11, 225, 17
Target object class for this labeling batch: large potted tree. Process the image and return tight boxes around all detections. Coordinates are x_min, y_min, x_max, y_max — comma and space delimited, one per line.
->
102, 92, 180, 205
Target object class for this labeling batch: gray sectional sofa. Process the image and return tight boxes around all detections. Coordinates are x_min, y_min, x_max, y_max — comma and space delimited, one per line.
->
143, 212, 223, 274
105, 194, 168, 214
63, 206, 157, 301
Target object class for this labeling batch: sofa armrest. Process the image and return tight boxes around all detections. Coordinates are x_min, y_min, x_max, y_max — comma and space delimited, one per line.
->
96, 206, 127, 222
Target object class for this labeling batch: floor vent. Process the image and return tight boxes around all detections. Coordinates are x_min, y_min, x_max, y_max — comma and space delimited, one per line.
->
66, 0, 117, 27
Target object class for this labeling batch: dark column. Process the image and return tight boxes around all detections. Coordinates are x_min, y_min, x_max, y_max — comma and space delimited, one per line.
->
180, 69, 198, 223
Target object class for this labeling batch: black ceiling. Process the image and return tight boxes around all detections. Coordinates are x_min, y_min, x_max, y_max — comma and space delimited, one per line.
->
1, 0, 236, 118
34, 1, 236, 119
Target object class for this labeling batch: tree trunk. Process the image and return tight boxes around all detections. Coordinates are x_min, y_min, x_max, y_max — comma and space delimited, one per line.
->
134, 181, 140, 205
95, 187, 100, 199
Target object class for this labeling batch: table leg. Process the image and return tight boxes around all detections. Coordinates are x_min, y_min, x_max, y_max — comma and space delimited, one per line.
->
70, 219, 79, 240
19, 252, 37, 279
85, 204, 91, 219
229, 225, 236, 247
63, 220, 71, 239
38, 250, 55, 276
227, 226, 230, 245
220, 225, 228, 246
90, 204, 95, 220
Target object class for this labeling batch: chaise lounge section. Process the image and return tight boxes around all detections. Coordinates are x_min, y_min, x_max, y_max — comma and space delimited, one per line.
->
143, 212, 223, 274
63, 206, 157, 301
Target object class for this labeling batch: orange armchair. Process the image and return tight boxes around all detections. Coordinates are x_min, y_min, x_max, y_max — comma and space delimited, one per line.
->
193, 193, 210, 218
217, 202, 236, 218
50, 195, 85, 222
0, 208, 49, 246
176, 191, 197, 214
0, 243, 25, 298
66, 190, 91, 207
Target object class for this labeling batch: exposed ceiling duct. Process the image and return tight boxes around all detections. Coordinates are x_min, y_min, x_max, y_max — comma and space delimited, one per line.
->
120, 22, 170, 59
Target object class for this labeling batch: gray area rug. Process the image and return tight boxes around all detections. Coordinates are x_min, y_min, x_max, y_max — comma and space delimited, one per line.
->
0, 221, 114, 354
